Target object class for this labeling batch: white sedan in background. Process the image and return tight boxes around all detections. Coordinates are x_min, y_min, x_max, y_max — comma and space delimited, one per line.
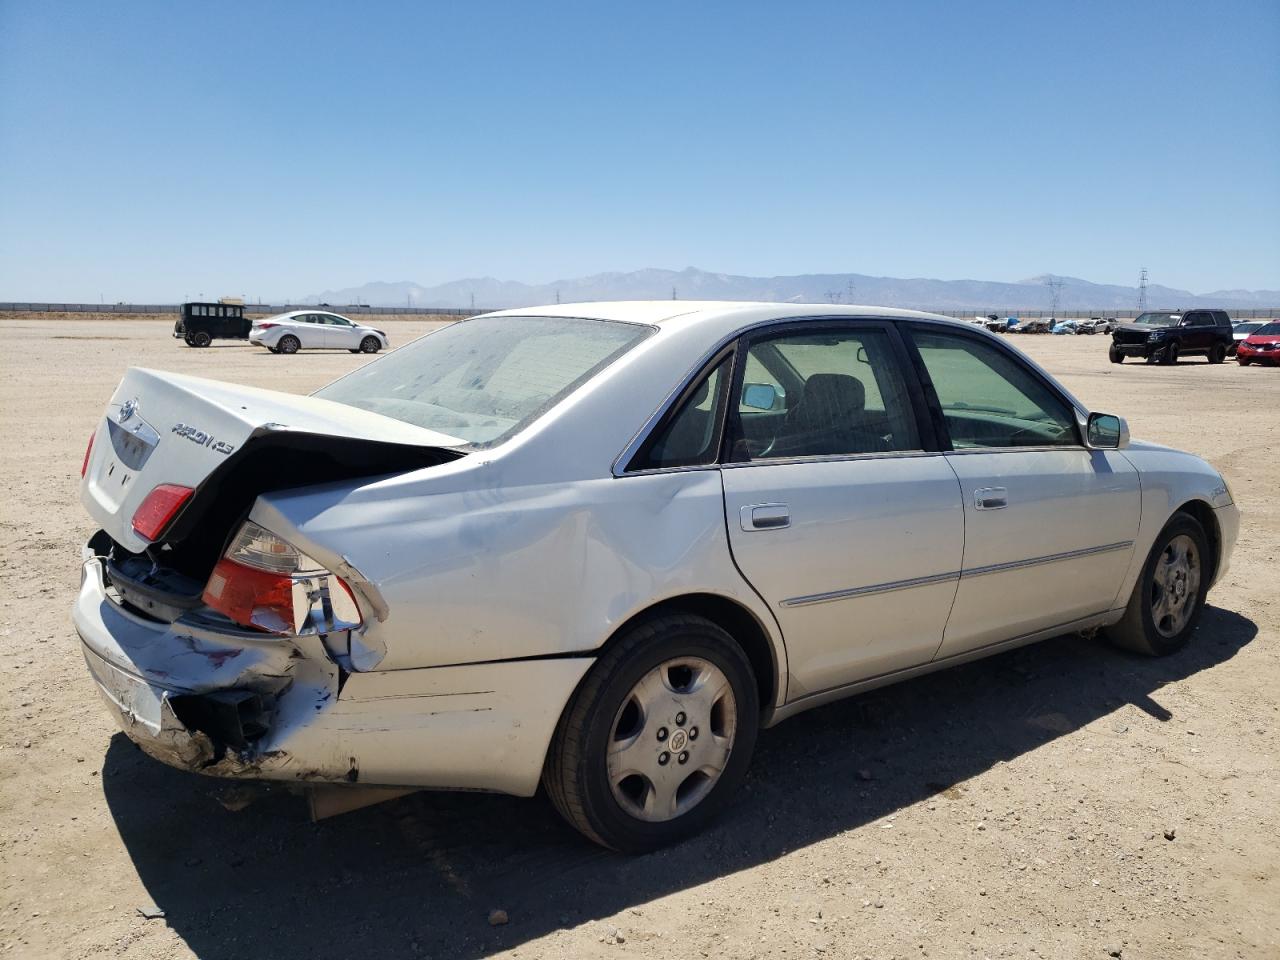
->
249, 310, 389, 354
75, 301, 1237, 851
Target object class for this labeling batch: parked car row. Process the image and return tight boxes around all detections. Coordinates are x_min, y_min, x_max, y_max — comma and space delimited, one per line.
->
1235, 321, 1280, 365
174, 303, 389, 354
1107, 311, 1279, 367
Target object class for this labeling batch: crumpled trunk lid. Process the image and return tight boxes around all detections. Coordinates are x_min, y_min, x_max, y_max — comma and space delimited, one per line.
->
83, 367, 464, 556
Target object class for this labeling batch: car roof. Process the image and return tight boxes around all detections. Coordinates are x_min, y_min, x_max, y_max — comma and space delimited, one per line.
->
478, 300, 964, 327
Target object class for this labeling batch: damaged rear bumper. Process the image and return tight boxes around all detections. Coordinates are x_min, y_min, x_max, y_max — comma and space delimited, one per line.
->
73, 550, 594, 796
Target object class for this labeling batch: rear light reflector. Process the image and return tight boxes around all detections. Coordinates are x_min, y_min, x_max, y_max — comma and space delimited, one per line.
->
255, 322, 278, 329
81, 431, 96, 478
131, 483, 195, 541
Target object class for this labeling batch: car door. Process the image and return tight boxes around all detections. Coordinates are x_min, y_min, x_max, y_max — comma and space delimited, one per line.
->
292, 314, 328, 348
903, 324, 1141, 660
1182, 311, 1213, 353
718, 321, 965, 702
323, 314, 360, 349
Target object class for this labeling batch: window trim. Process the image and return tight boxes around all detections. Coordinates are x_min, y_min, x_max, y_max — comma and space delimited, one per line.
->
623, 342, 738, 473
900, 320, 1085, 451
615, 315, 946, 477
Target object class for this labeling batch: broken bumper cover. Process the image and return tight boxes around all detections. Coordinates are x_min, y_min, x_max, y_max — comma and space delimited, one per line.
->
73, 552, 595, 796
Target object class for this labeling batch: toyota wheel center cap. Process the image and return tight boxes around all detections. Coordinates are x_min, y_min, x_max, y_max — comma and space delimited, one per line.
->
669, 729, 688, 752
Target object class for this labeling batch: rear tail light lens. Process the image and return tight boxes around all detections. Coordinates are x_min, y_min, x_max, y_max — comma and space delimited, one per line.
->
255, 322, 278, 330
81, 431, 96, 478
202, 520, 362, 635
131, 484, 195, 541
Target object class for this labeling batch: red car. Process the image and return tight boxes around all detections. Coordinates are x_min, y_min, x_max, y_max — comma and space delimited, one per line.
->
1237, 321, 1280, 366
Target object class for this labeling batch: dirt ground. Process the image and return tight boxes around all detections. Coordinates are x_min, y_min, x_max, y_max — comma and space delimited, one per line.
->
0, 318, 1276, 960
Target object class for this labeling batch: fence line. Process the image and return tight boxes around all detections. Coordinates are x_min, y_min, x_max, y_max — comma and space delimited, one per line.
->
2, 302, 1277, 319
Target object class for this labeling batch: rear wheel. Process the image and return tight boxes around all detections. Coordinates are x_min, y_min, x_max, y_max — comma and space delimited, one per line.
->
1104, 513, 1210, 656
277, 335, 300, 354
1208, 343, 1226, 364
359, 335, 381, 354
1109, 345, 1124, 364
543, 613, 759, 851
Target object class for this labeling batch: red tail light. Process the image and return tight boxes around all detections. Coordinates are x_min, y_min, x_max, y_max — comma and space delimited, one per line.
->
203, 558, 297, 634
131, 483, 195, 541
201, 520, 364, 635
81, 431, 96, 478
255, 322, 278, 329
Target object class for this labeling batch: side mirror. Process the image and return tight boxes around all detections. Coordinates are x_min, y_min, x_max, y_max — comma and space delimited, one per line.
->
1085, 412, 1129, 449
742, 382, 780, 411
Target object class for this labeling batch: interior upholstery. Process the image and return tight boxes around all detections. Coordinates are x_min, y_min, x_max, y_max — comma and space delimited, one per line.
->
769, 373, 888, 457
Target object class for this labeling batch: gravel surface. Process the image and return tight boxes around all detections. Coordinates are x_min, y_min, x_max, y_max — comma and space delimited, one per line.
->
0, 319, 1276, 960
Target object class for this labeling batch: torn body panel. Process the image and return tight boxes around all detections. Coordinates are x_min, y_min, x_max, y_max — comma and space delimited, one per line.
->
75, 553, 592, 795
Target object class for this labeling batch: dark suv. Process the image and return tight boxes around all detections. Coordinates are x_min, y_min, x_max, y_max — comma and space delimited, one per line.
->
1109, 309, 1233, 365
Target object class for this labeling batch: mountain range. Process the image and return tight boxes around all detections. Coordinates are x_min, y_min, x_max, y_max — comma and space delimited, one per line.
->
305, 268, 1279, 312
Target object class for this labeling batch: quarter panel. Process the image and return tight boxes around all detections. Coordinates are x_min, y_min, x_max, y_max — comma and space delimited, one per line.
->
256, 466, 785, 693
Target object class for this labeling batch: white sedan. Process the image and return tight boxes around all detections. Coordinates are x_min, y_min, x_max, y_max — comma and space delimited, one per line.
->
74, 301, 1237, 850
249, 310, 389, 354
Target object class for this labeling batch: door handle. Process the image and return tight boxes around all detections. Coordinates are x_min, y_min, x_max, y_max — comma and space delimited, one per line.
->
741, 503, 791, 531
974, 487, 1008, 510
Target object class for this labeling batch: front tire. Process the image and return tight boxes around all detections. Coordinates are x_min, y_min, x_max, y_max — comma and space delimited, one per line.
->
276, 335, 300, 355
543, 613, 759, 851
1104, 513, 1210, 656
1238, 356, 1251, 366
191, 331, 212, 348
1109, 345, 1124, 364
1161, 343, 1179, 365
359, 335, 381, 354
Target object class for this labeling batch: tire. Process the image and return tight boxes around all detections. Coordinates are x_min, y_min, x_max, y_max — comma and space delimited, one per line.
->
191, 331, 212, 348
348, 349, 360, 354
184, 335, 197, 347
1109, 345, 1124, 364
359, 335, 381, 354
543, 613, 760, 852
1159, 343, 1179, 365
1209, 343, 1226, 364
1104, 513, 1210, 657
277, 335, 300, 355
1238, 357, 1251, 366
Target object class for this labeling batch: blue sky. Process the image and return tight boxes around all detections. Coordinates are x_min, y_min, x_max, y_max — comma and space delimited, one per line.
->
1, 0, 1277, 301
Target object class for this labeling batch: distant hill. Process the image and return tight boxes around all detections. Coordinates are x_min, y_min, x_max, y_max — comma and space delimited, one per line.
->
305, 268, 1279, 311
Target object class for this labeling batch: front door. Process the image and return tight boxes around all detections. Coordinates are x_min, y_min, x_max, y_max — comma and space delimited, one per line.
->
719, 322, 964, 701
904, 325, 1141, 659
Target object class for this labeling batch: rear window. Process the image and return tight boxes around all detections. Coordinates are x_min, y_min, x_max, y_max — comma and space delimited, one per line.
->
315, 316, 652, 447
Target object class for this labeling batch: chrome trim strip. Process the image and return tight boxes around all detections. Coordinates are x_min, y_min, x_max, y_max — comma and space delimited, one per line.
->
779, 540, 1134, 608
782, 570, 961, 607
961, 540, 1134, 579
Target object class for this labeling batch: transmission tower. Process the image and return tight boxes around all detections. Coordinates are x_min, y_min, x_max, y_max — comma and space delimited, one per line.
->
1137, 268, 1148, 312
1044, 277, 1064, 317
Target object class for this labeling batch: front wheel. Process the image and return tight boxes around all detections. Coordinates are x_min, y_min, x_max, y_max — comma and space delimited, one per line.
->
359, 335, 381, 354
190, 331, 212, 348
276, 335, 300, 355
1104, 513, 1210, 656
543, 613, 759, 851
1161, 343, 1179, 365
1109, 345, 1124, 364
1238, 357, 1252, 366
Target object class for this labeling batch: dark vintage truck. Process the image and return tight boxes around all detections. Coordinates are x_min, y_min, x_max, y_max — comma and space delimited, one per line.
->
1109, 309, 1234, 365
173, 302, 252, 347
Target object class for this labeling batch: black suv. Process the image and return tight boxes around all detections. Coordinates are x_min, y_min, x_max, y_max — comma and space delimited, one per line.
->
1109, 309, 1233, 364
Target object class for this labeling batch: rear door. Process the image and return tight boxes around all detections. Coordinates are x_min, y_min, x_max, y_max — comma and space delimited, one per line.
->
294, 314, 329, 348
903, 324, 1140, 658
719, 320, 965, 701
